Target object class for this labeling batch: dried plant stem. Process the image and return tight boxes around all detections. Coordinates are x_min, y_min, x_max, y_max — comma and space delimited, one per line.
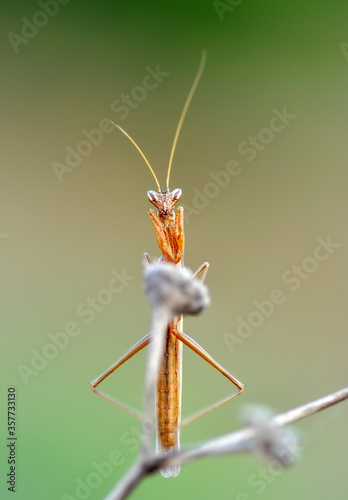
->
103, 463, 144, 500
176, 386, 348, 462
102, 264, 348, 500
141, 307, 171, 456
105, 386, 348, 500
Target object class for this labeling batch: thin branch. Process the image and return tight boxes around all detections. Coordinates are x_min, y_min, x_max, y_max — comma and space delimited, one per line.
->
104, 386, 348, 500
103, 463, 145, 500
102, 262, 348, 500
272, 386, 348, 426
175, 386, 348, 463
141, 307, 171, 456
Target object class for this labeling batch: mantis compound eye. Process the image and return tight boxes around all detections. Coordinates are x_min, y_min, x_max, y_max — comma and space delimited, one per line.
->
171, 189, 182, 205
147, 190, 160, 207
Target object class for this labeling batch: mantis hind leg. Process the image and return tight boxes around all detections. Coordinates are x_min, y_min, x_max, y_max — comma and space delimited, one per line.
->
174, 329, 245, 427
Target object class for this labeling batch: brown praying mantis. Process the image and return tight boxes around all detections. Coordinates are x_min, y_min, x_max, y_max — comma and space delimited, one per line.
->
90, 51, 244, 478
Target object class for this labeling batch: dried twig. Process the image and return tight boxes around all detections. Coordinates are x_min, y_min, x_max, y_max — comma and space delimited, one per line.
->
102, 262, 348, 500
141, 262, 210, 456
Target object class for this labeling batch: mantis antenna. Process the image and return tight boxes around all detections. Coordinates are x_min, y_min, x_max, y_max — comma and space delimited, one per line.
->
111, 121, 161, 192
166, 50, 207, 191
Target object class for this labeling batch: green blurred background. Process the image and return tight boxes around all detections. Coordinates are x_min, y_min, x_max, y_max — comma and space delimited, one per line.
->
1, 1, 347, 499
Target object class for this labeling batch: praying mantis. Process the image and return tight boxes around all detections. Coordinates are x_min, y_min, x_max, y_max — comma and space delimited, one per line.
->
90, 51, 245, 477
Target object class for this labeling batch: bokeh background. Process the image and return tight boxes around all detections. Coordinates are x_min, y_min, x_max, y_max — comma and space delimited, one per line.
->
1, 1, 348, 499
